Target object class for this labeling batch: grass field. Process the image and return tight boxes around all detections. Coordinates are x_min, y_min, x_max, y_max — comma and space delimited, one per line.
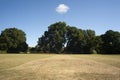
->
0, 54, 119, 80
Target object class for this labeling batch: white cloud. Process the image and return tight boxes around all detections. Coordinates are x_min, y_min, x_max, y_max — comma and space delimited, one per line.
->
56, 4, 69, 14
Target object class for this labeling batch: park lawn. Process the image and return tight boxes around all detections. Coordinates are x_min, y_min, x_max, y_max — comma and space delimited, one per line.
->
0, 54, 53, 71
0, 54, 119, 80
72, 54, 120, 68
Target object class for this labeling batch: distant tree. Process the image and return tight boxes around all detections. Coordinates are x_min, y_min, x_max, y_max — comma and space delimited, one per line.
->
37, 22, 67, 53
101, 30, 120, 54
66, 28, 98, 54
0, 28, 28, 53
29, 47, 37, 53
93, 36, 103, 53
66, 27, 85, 53
83, 30, 97, 53
37, 35, 49, 52
37, 22, 120, 54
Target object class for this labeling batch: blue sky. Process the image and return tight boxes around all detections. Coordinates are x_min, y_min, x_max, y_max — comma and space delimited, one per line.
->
0, 0, 120, 47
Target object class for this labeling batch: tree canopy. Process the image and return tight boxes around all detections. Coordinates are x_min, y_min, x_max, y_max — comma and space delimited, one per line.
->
0, 22, 120, 54
64, 26, 101, 54
0, 28, 28, 53
37, 22, 67, 53
37, 22, 119, 54
101, 30, 120, 54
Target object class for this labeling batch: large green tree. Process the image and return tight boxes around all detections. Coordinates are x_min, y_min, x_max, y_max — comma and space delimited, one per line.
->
101, 30, 120, 54
83, 30, 98, 53
37, 22, 103, 54
66, 28, 99, 53
0, 28, 28, 53
37, 22, 67, 53
66, 27, 85, 53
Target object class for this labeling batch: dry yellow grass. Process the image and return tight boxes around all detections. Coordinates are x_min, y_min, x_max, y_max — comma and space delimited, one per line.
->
0, 54, 120, 80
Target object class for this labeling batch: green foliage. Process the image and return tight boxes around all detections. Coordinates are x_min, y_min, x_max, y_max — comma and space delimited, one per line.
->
90, 49, 97, 54
37, 22, 103, 54
37, 22, 67, 53
1, 22, 120, 54
66, 27, 85, 53
101, 30, 120, 54
37, 22, 120, 54
66, 28, 100, 54
82, 30, 96, 53
0, 28, 28, 53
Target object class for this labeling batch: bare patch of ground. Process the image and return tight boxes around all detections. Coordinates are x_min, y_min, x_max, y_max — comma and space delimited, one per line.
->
0, 55, 120, 80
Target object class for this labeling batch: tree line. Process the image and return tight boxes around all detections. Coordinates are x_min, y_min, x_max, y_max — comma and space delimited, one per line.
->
0, 22, 120, 54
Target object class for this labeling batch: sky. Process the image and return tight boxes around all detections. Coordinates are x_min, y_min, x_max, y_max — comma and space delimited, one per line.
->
0, 0, 120, 47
